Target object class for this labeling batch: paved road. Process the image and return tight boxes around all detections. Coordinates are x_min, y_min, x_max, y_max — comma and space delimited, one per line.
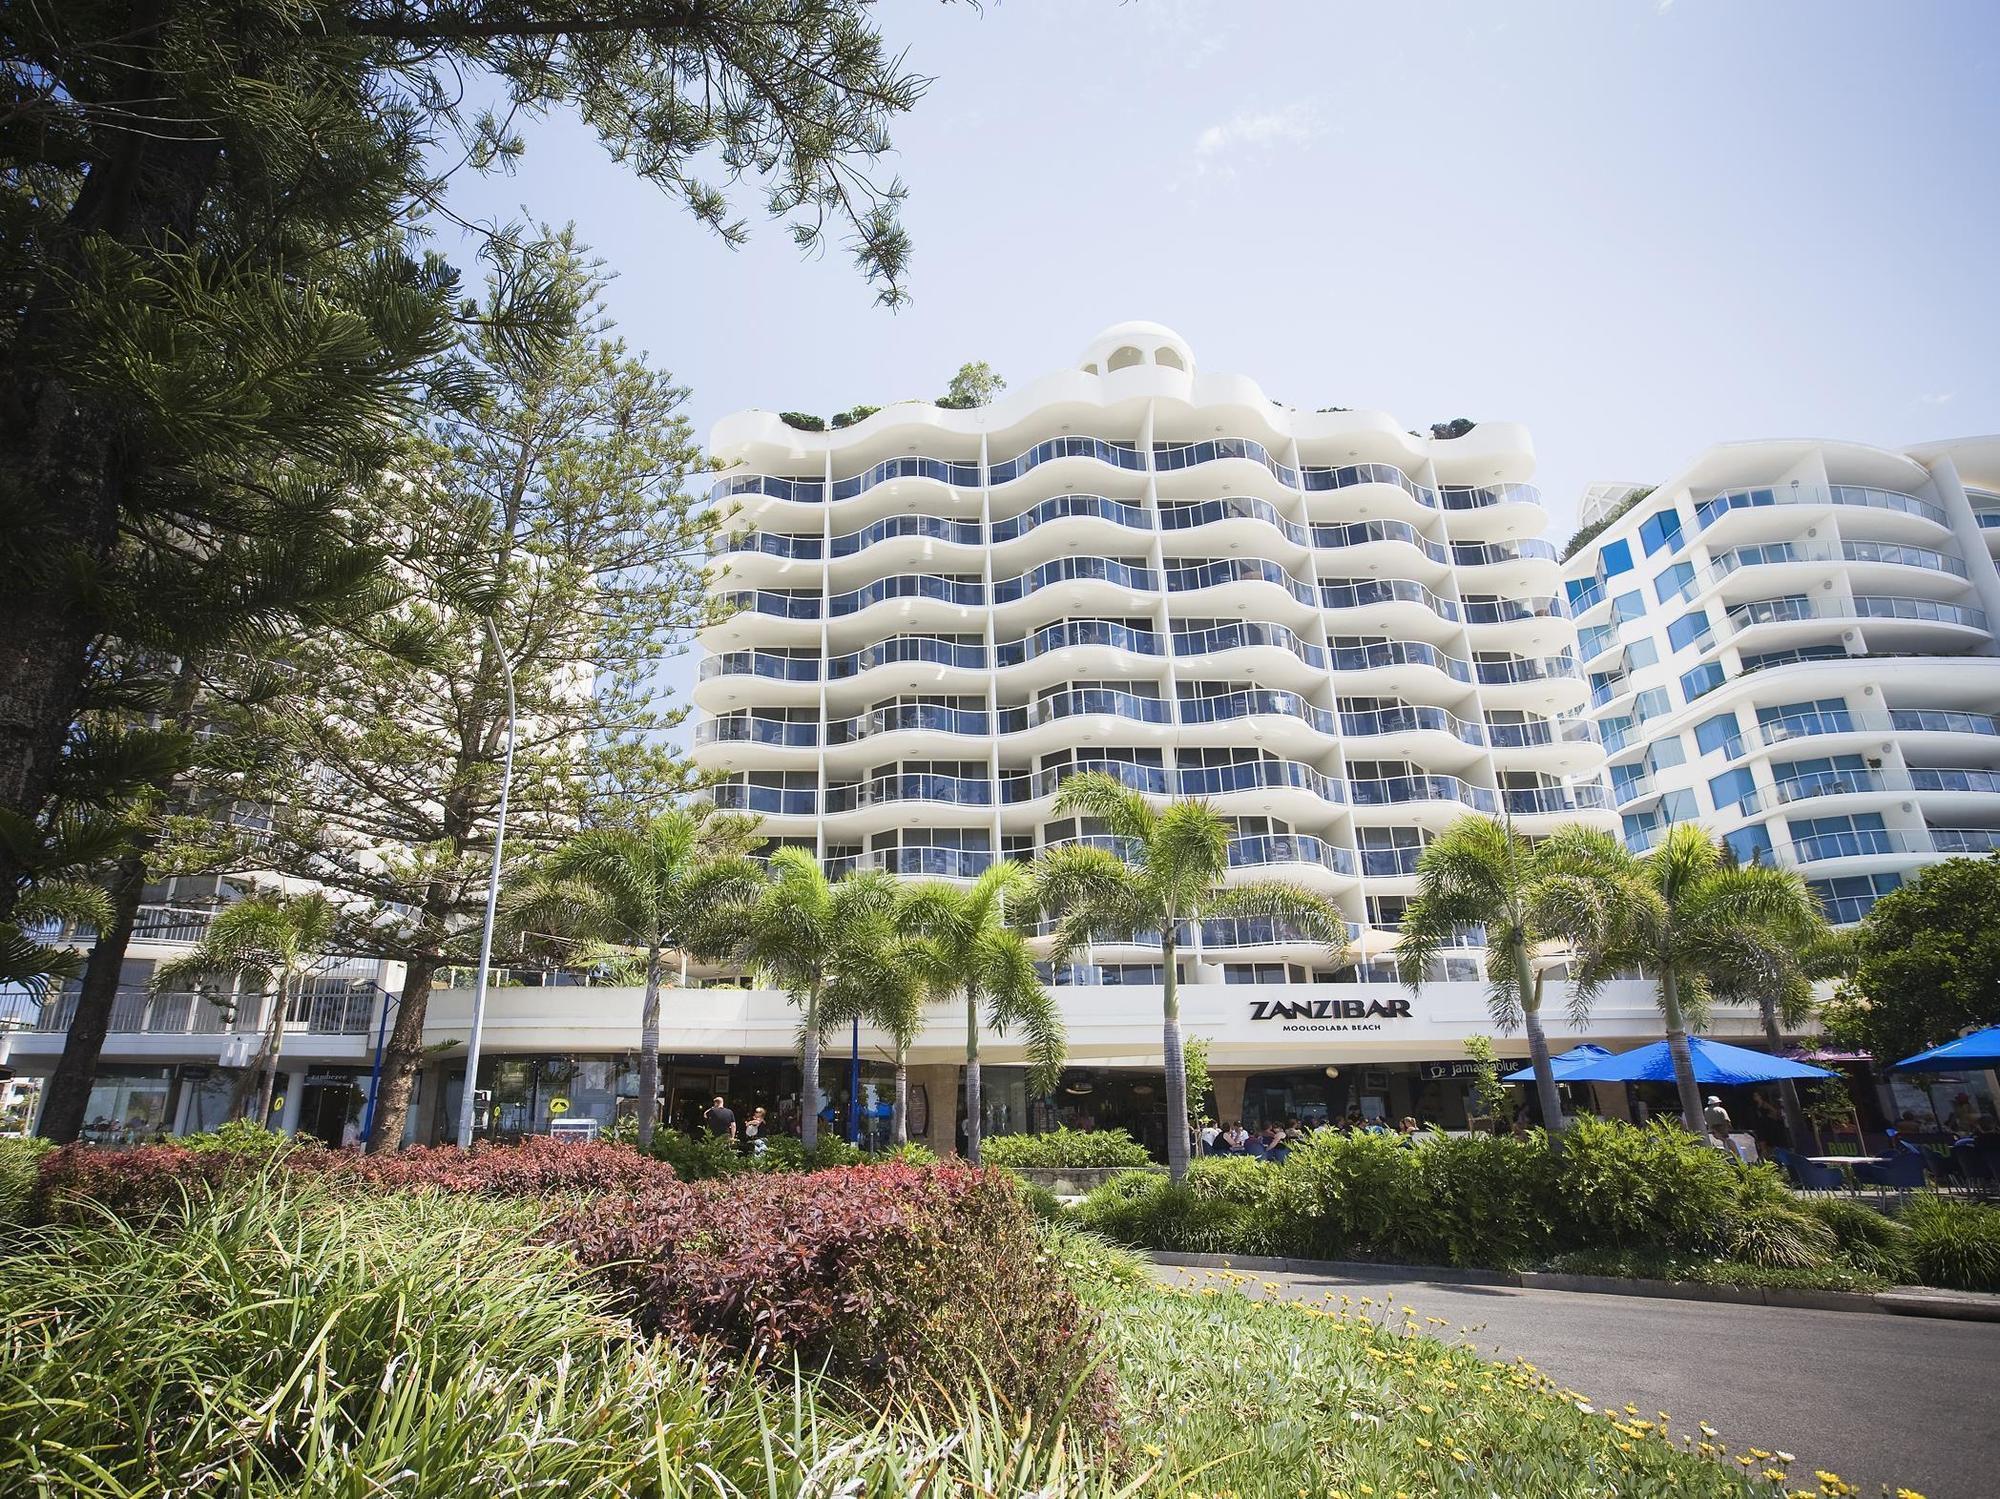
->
1155, 1265, 2000, 1499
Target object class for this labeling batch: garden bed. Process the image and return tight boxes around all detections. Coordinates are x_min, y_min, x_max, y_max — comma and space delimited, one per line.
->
1066, 1119, 2000, 1295
0, 1133, 1911, 1497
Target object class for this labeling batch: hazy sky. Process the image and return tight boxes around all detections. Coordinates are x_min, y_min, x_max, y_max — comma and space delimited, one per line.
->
438, 0, 1999, 710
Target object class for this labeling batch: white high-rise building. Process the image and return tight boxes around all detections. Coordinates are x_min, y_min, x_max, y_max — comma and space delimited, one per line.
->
696, 322, 1614, 975
1564, 437, 2000, 923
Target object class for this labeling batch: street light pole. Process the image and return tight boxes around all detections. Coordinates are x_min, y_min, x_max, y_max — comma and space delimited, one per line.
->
455, 617, 516, 1149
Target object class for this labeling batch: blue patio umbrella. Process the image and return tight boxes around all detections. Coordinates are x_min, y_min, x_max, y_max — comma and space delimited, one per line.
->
1501, 1044, 1615, 1083
1892, 1025, 2000, 1073
1557, 1036, 1835, 1085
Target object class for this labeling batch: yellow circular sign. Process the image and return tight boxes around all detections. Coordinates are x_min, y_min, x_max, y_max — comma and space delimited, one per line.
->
548, 1097, 570, 1116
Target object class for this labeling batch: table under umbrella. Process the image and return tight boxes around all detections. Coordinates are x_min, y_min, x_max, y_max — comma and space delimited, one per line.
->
1555, 1036, 1835, 1084
1891, 1025, 2000, 1073
1500, 1043, 1615, 1083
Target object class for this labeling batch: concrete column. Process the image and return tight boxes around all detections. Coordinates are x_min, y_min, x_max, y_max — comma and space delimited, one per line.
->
275, 1068, 306, 1135
1211, 1070, 1250, 1127
906, 1064, 960, 1157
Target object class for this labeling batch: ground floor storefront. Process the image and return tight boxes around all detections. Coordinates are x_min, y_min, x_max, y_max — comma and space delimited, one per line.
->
9, 976, 1995, 1156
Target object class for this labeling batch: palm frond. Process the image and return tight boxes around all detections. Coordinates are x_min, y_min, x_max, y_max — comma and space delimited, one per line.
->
1050, 770, 1157, 843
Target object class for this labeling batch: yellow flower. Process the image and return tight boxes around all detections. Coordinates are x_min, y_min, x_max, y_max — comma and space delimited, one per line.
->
1141, 1442, 1162, 1458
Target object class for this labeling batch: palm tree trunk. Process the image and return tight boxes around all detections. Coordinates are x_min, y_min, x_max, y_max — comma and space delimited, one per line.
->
1162, 933, 1190, 1183
255, 978, 288, 1126
893, 1045, 909, 1147
800, 984, 822, 1152
1660, 971, 1707, 1132
963, 989, 982, 1165
1518, 944, 1567, 1134
1760, 992, 1810, 1150
636, 943, 663, 1149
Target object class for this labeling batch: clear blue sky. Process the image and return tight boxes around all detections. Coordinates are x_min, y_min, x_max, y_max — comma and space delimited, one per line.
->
438, 0, 1999, 710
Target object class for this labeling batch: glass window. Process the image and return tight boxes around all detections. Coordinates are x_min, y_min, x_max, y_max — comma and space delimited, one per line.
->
1634, 688, 1672, 722
1709, 766, 1758, 812
1654, 560, 1697, 604
1601, 538, 1634, 578
1648, 736, 1687, 771
1624, 638, 1659, 671
1694, 711, 1739, 756
1610, 590, 1646, 623
1679, 661, 1726, 703
1724, 823, 1774, 866
1660, 789, 1698, 823
1565, 576, 1599, 610
1666, 610, 1713, 654
1640, 508, 1684, 557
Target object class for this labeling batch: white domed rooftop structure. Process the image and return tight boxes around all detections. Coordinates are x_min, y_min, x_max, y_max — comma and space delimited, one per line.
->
1077, 321, 1195, 376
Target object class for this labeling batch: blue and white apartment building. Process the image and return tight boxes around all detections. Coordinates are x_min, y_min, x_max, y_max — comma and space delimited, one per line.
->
1563, 437, 2000, 923
5, 328, 1995, 1152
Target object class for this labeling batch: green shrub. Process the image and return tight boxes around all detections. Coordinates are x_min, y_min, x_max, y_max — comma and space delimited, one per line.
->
1071, 1176, 1283, 1257
758, 1134, 867, 1172
1900, 1193, 2000, 1291
1181, 1154, 1280, 1206
873, 1141, 938, 1167
979, 1126, 1151, 1169
1281, 1129, 1440, 1262
1723, 1201, 1837, 1270
1417, 1129, 1557, 1268
181, 1118, 311, 1156
1801, 1197, 1914, 1280
645, 1130, 750, 1179
1006, 1173, 1067, 1222
0, 1137, 51, 1226
1543, 1116, 1741, 1255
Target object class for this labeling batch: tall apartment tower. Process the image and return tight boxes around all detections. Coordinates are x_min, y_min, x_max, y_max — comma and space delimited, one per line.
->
1565, 437, 2000, 923
694, 322, 1612, 981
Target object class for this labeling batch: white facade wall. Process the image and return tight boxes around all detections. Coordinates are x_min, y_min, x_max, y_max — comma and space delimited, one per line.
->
697, 322, 1613, 963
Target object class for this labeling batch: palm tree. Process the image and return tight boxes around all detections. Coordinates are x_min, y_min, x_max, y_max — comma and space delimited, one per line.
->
1397, 816, 1642, 1134
1029, 772, 1347, 1182
727, 850, 901, 1151
153, 892, 338, 1125
820, 898, 935, 1147
898, 864, 1064, 1164
1716, 913, 1848, 1151
1592, 823, 1830, 1132
508, 809, 763, 1148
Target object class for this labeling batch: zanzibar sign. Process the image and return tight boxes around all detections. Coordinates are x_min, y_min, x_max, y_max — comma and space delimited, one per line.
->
1247, 996, 1414, 1033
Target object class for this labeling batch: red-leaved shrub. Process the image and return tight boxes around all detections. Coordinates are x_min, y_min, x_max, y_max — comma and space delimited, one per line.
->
31, 1136, 675, 1223
556, 1164, 1116, 1436
312, 1137, 679, 1197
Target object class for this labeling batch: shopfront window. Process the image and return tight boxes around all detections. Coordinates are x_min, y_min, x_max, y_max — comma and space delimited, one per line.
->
73, 1066, 174, 1144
